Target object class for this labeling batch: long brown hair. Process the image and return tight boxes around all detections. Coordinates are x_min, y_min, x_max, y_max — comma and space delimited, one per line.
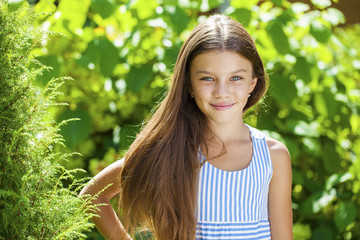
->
119, 14, 268, 239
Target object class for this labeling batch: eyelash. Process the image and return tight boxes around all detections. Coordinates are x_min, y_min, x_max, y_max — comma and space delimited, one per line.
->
200, 76, 243, 81
201, 77, 213, 81
231, 76, 243, 81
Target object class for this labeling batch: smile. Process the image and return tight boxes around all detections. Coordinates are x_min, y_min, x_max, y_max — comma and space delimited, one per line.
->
210, 103, 235, 110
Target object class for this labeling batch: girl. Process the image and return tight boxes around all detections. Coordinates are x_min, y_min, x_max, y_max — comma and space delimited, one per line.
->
80, 14, 293, 240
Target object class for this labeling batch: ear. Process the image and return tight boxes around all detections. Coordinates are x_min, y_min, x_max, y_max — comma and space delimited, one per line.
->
249, 77, 258, 94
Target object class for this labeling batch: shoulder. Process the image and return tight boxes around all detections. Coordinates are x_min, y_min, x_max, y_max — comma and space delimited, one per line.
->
265, 137, 292, 177
265, 137, 292, 188
265, 137, 290, 161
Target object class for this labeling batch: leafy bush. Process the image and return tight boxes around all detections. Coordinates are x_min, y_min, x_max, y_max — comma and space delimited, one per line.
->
0, 2, 98, 239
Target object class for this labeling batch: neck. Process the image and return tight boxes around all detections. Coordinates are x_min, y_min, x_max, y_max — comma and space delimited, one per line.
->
207, 119, 249, 143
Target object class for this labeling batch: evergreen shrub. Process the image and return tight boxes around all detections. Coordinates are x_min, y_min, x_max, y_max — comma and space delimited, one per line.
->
0, 2, 99, 239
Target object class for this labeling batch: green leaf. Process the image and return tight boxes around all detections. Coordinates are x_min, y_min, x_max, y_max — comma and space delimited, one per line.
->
314, 92, 328, 117
300, 189, 336, 216
271, 0, 283, 7
302, 137, 320, 155
314, 88, 339, 119
34, 0, 56, 14
322, 139, 341, 174
35, 55, 62, 87
80, 38, 118, 77
277, 9, 296, 25
310, 21, 332, 43
267, 21, 290, 54
126, 63, 153, 92
293, 223, 311, 240
98, 38, 118, 76
129, 0, 157, 20
322, 8, 345, 26
7, 0, 25, 12
231, 8, 252, 27
335, 202, 356, 231
286, 120, 320, 137
311, 0, 331, 9
231, 0, 258, 8
283, 137, 299, 159
269, 74, 297, 105
57, 109, 92, 148
91, 0, 116, 19
325, 173, 352, 191
294, 56, 312, 83
208, 0, 225, 10
120, 125, 140, 149
292, 168, 305, 185
57, 0, 90, 34
165, 6, 190, 33
311, 226, 334, 240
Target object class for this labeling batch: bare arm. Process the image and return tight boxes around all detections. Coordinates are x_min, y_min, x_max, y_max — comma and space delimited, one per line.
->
79, 159, 132, 240
267, 138, 293, 240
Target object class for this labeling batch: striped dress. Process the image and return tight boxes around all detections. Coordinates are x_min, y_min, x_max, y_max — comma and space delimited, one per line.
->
196, 125, 273, 240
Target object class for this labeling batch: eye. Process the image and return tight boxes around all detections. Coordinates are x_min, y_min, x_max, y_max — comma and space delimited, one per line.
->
200, 77, 214, 81
230, 76, 243, 81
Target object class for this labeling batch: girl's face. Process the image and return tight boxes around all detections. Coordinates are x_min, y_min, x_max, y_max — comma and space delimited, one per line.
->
190, 50, 257, 125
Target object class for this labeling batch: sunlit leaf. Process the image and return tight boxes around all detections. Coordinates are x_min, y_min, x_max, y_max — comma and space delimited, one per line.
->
129, 0, 157, 19
293, 223, 311, 240
300, 189, 336, 216
7, 0, 25, 12
286, 120, 320, 137
34, 0, 56, 14
231, 8, 252, 27
302, 137, 320, 155
322, 8, 345, 26
231, 0, 258, 8
56, 0, 90, 34
311, 0, 331, 9
325, 173, 352, 190
310, 20, 332, 43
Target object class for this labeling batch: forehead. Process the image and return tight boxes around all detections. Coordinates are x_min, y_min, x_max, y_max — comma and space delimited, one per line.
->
190, 50, 253, 73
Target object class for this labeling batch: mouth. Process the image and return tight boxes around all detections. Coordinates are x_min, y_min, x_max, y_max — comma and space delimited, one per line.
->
210, 103, 235, 110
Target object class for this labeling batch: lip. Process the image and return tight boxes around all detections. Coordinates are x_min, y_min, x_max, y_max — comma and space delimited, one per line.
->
210, 103, 235, 110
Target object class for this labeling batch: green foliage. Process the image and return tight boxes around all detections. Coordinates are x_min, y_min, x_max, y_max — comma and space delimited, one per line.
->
0, 2, 99, 238
17, 0, 360, 239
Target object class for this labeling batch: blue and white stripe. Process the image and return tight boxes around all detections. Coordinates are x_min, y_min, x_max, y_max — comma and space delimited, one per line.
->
196, 126, 273, 240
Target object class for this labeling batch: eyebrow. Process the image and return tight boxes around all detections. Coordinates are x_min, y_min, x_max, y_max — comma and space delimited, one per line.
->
195, 69, 248, 74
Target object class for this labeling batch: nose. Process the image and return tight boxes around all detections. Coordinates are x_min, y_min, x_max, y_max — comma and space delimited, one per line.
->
214, 81, 230, 98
